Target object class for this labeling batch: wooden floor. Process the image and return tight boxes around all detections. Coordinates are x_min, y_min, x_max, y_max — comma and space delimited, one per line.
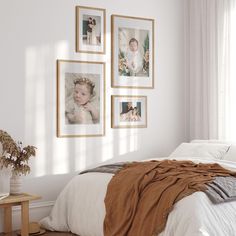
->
39, 232, 77, 236
40, 232, 77, 236
0, 231, 77, 236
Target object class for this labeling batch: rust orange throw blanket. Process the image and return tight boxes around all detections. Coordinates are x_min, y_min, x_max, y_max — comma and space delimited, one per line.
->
104, 160, 236, 236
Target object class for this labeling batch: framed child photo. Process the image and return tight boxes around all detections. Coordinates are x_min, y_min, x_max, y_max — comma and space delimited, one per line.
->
111, 95, 147, 128
76, 6, 106, 54
57, 60, 105, 137
111, 14, 154, 89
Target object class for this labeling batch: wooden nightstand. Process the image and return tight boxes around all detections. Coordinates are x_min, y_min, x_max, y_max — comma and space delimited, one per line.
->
0, 193, 41, 236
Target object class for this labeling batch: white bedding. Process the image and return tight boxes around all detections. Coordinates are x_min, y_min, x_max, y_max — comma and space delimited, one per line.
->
40, 157, 236, 236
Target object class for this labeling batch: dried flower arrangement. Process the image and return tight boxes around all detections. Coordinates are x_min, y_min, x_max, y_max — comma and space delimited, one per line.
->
0, 130, 36, 175
142, 34, 149, 76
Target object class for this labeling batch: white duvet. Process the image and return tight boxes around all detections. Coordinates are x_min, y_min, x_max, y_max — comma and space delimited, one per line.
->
40, 157, 236, 236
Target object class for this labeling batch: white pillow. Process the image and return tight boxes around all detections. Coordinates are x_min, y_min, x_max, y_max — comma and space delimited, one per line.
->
169, 142, 230, 160
191, 139, 232, 144
223, 145, 236, 162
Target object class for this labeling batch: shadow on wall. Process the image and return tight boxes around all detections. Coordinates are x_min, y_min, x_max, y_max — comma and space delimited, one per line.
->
24, 149, 147, 197
0, 38, 149, 200
23, 37, 146, 179
0, 148, 149, 202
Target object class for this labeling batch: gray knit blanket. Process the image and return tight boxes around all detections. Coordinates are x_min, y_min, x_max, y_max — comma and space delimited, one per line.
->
205, 176, 236, 204
79, 162, 127, 175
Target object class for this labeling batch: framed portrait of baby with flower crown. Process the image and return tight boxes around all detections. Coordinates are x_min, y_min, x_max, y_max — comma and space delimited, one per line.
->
111, 15, 154, 89
57, 60, 105, 137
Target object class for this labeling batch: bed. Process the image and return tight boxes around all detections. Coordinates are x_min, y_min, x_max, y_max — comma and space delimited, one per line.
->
40, 141, 236, 236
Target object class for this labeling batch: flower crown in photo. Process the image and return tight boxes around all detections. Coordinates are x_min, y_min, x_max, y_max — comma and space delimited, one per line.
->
74, 77, 95, 88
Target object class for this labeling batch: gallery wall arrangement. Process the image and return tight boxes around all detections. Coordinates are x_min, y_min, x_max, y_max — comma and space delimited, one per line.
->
57, 5, 155, 137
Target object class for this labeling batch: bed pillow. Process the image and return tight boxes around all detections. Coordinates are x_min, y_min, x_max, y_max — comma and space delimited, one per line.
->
169, 142, 230, 160
223, 145, 236, 162
191, 139, 232, 144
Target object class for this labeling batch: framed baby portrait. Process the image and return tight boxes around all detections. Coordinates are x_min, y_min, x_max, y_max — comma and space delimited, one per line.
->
111, 14, 154, 89
57, 60, 105, 137
76, 6, 106, 54
111, 95, 147, 128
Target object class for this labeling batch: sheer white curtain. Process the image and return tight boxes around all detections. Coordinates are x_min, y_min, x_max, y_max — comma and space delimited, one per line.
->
218, 0, 236, 140
185, 0, 236, 140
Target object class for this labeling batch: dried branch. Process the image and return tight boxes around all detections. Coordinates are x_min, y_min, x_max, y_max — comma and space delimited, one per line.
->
0, 130, 36, 175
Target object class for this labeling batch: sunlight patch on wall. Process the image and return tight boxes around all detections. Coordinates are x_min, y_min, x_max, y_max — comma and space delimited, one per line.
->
24, 38, 142, 175
52, 138, 69, 174
101, 135, 115, 162
25, 41, 70, 177
25, 45, 47, 177
55, 41, 70, 59
52, 41, 70, 175
129, 129, 139, 152
118, 130, 139, 156
75, 139, 87, 171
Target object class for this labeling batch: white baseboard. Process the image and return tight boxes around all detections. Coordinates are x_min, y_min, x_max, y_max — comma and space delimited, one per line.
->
0, 200, 54, 233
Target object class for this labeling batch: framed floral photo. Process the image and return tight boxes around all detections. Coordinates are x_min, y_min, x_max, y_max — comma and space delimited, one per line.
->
76, 6, 106, 54
111, 15, 154, 88
111, 95, 147, 128
57, 60, 105, 137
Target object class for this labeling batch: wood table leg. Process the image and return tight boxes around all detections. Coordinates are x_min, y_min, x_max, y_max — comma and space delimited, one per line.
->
21, 201, 29, 236
3, 205, 12, 233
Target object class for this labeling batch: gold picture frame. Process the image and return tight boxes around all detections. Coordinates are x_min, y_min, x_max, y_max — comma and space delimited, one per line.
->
111, 95, 147, 128
57, 59, 106, 137
111, 14, 154, 88
76, 6, 106, 54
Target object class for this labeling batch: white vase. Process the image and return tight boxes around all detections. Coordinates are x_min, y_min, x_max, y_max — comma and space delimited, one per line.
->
10, 172, 22, 195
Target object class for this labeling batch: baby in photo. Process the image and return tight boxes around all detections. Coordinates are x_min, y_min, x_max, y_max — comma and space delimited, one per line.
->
125, 38, 143, 76
65, 77, 99, 124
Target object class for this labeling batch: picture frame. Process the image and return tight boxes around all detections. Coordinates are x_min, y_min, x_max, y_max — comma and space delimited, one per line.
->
57, 60, 105, 137
76, 6, 106, 54
111, 95, 147, 128
111, 14, 154, 89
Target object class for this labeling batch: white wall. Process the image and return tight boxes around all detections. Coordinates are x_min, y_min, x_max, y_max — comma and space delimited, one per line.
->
0, 0, 186, 231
